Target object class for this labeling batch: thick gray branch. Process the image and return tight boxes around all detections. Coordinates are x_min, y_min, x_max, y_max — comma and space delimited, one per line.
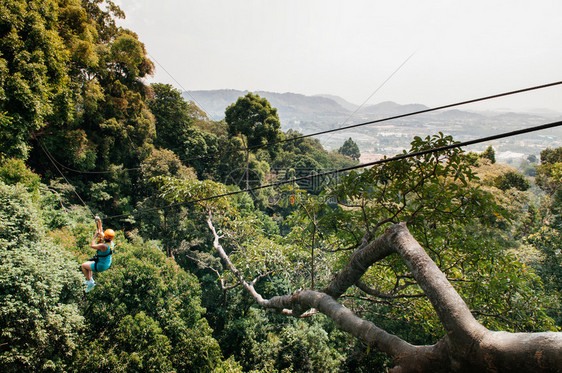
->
208, 215, 562, 372
384, 223, 487, 346
323, 229, 395, 298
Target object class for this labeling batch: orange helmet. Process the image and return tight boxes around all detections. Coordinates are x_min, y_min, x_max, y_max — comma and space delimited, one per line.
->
104, 229, 115, 240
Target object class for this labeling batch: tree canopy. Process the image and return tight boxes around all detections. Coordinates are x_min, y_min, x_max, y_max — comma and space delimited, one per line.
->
225, 92, 282, 152
338, 137, 361, 160
0, 1, 560, 372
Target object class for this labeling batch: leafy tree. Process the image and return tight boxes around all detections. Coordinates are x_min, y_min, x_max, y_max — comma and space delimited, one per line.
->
225, 92, 282, 156
136, 148, 196, 255
148, 83, 208, 155
525, 227, 562, 325
221, 308, 344, 372
535, 147, 562, 230
481, 145, 496, 164
0, 183, 84, 372
535, 147, 562, 196
0, 158, 41, 192
161, 134, 560, 372
0, 0, 74, 159
493, 170, 531, 191
338, 137, 361, 161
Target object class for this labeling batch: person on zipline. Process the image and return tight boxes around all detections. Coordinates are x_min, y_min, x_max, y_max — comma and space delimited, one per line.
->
81, 216, 115, 293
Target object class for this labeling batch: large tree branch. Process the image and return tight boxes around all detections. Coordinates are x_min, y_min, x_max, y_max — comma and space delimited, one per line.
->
207, 213, 562, 372
206, 210, 422, 358
207, 211, 268, 306
384, 223, 488, 345
323, 229, 395, 298
355, 280, 425, 299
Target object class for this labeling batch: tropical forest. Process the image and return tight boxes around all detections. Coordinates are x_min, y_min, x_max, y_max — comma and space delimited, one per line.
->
0, 1, 561, 372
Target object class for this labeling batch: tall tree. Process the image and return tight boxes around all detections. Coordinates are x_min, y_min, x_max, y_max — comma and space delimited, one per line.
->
0, 0, 74, 159
0, 182, 84, 372
225, 92, 282, 154
338, 137, 361, 161
225, 93, 281, 190
481, 145, 496, 164
160, 134, 561, 372
535, 147, 562, 229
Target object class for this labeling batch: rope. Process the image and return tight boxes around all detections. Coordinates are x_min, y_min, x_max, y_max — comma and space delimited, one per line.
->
41, 80, 562, 174
102, 119, 562, 220
35, 137, 96, 218
176, 79, 562, 164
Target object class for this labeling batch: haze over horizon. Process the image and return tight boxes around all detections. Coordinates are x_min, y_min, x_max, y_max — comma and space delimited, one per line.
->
113, 0, 562, 113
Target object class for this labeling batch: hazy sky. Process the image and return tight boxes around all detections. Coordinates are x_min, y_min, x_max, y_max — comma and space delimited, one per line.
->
113, 0, 562, 112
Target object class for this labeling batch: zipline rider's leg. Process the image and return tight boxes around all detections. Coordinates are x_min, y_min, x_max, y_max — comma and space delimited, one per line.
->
81, 260, 95, 281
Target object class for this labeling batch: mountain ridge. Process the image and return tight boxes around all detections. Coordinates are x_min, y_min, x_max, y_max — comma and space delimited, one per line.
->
182, 89, 562, 158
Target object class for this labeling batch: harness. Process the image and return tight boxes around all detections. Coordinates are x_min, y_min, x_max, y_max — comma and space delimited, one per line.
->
90, 240, 114, 272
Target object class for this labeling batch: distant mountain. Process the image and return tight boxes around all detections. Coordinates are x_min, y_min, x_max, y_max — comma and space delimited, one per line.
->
314, 94, 359, 112
184, 90, 351, 125
182, 89, 562, 158
357, 101, 429, 118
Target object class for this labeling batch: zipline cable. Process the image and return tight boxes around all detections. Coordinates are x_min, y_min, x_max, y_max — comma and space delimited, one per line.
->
148, 52, 216, 121
35, 136, 97, 218
48, 157, 141, 174
41, 80, 562, 174
102, 119, 562, 220
175, 79, 562, 164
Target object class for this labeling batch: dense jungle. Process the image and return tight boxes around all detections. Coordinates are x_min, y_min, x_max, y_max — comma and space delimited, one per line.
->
1, 1, 560, 372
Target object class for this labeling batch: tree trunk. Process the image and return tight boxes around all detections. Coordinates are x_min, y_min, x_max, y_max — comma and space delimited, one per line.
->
207, 215, 562, 372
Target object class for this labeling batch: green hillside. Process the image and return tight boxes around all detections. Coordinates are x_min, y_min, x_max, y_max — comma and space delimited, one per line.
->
1, 1, 560, 372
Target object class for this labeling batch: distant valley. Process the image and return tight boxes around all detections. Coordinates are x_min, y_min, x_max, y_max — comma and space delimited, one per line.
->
183, 89, 562, 165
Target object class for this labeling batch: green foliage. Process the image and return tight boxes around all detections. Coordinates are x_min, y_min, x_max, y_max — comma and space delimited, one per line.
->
148, 83, 209, 156
463, 151, 481, 166
539, 147, 562, 165
0, 183, 84, 372
156, 175, 231, 211
109, 31, 152, 81
135, 148, 197, 250
525, 226, 562, 325
0, 158, 41, 192
332, 133, 488, 232
0, 240, 85, 372
221, 308, 344, 372
481, 145, 496, 164
536, 147, 562, 195
0, 0, 74, 159
535, 147, 562, 229
225, 92, 282, 157
493, 170, 531, 191
0, 183, 44, 248
74, 238, 227, 372
140, 148, 196, 190
338, 137, 361, 161
274, 130, 357, 172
